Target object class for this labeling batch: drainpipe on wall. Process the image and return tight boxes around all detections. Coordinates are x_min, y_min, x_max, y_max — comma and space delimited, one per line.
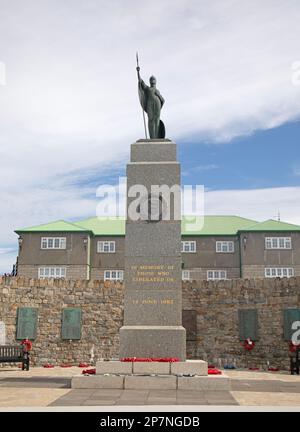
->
238, 232, 243, 278
86, 235, 91, 280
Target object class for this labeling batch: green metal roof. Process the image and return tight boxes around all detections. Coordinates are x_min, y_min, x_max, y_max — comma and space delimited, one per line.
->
181, 215, 257, 235
239, 219, 300, 232
15, 220, 90, 234
74, 217, 126, 236
15, 215, 270, 236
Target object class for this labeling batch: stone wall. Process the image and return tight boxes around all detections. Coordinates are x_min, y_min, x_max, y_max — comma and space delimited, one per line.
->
0, 275, 299, 369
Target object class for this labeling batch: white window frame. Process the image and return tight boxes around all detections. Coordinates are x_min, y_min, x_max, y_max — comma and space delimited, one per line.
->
104, 270, 124, 281
207, 270, 227, 280
97, 241, 116, 253
181, 241, 196, 253
265, 267, 294, 278
265, 237, 292, 250
38, 266, 66, 279
41, 237, 66, 250
182, 270, 190, 281
216, 241, 234, 253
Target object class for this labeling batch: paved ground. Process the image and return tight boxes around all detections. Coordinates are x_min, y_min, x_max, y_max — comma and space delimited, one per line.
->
1, 367, 300, 407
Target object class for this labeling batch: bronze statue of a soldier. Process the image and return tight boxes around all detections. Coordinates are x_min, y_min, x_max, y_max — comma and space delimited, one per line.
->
136, 54, 165, 139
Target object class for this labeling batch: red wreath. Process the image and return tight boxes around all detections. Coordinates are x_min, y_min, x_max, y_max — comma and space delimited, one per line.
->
21, 339, 32, 352
82, 368, 96, 375
208, 368, 222, 375
243, 338, 255, 351
289, 341, 300, 353
121, 357, 179, 362
78, 362, 90, 368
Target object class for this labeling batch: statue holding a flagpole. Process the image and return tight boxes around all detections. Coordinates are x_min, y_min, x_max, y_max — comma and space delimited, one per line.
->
136, 53, 165, 139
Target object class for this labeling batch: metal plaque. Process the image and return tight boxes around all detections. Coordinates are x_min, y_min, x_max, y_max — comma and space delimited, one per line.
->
16, 307, 38, 340
283, 309, 300, 341
62, 308, 82, 340
238, 309, 258, 341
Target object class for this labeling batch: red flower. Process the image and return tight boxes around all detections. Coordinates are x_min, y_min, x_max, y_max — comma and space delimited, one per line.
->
78, 362, 90, 368
21, 339, 32, 352
82, 368, 96, 375
43, 364, 54, 368
208, 368, 222, 375
243, 338, 255, 351
289, 341, 300, 353
121, 357, 179, 362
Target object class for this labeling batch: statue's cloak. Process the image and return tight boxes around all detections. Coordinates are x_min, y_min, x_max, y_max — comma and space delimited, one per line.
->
138, 81, 165, 139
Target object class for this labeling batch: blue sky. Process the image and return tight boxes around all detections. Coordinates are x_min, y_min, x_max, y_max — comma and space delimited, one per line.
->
180, 121, 300, 190
0, 0, 300, 273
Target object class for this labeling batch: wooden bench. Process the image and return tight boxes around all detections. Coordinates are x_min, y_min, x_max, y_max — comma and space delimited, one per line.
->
0, 345, 30, 371
290, 347, 300, 375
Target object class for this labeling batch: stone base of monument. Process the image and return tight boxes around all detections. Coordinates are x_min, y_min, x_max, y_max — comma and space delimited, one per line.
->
71, 360, 231, 391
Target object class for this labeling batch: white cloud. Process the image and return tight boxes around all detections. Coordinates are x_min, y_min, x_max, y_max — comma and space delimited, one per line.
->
0, 0, 300, 272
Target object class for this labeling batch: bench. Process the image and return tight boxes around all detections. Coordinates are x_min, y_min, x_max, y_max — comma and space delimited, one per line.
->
290, 347, 300, 375
0, 345, 30, 371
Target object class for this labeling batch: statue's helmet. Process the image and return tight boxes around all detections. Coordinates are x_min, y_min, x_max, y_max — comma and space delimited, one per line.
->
149, 75, 156, 85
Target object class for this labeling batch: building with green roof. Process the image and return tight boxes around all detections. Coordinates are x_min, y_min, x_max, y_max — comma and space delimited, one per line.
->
14, 215, 300, 281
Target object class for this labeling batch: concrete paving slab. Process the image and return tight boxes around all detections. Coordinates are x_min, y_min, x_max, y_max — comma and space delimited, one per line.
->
178, 375, 230, 391
72, 375, 124, 389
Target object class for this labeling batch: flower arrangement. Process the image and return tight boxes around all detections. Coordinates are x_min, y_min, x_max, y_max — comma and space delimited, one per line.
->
82, 368, 96, 375
21, 339, 32, 352
243, 338, 255, 351
289, 341, 300, 353
121, 357, 180, 362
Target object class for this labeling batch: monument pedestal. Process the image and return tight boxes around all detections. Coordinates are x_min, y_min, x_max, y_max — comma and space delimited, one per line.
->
71, 139, 221, 391
119, 139, 186, 360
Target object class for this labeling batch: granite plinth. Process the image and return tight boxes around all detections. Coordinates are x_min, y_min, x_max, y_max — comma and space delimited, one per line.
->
131, 141, 177, 162
119, 325, 186, 361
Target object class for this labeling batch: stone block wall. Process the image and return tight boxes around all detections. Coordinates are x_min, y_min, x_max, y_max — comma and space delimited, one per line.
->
0, 275, 299, 369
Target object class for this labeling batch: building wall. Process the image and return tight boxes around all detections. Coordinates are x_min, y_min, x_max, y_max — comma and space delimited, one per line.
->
90, 236, 125, 270
181, 236, 240, 269
16, 232, 300, 281
18, 232, 89, 266
240, 232, 300, 278
17, 265, 89, 280
0, 275, 299, 370
240, 232, 300, 266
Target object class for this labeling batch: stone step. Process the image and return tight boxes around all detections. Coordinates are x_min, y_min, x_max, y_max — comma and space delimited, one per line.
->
71, 373, 230, 390
96, 360, 208, 376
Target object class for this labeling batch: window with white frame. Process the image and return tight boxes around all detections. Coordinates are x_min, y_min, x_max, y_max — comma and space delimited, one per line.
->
104, 270, 124, 281
207, 270, 227, 280
97, 241, 116, 253
41, 237, 66, 249
182, 270, 190, 281
38, 267, 66, 279
216, 241, 234, 253
265, 237, 292, 249
265, 267, 294, 278
181, 241, 196, 253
